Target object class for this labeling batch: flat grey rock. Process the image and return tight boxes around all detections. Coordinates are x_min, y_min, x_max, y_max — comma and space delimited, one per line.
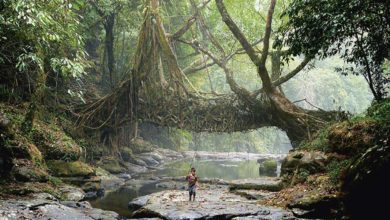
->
129, 187, 294, 219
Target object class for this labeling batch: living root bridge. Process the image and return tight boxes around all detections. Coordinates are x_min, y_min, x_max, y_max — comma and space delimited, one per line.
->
79, 0, 341, 147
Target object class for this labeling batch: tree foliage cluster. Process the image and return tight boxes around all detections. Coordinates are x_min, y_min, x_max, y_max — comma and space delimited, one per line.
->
0, 0, 88, 101
276, 0, 390, 100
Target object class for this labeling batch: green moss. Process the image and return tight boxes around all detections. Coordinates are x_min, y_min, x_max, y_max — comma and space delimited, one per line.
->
130, 138, 155, 154
298, 125, 332, 151
120, 147, 134, 161
326, 159, 351, 184
47, 176, 63, 186
259, 159, 277, 175
299, 117, 376, 156
47, 160, 95, 177
97, 157, 125, 174
11, 159, 48, 182
95, 167, 110, 176
26, 143, 45, 167
31, 123, 81, 161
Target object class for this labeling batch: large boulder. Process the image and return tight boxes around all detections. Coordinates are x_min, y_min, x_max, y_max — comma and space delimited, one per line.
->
124, 162, 148, 174
128, 195, 150, 212
120, 147, 134, 162
95, 167, 125, 190
259, 159, 277, 176
129, 187, 294, 219
129, 157, 148, 167
130, 138, 156, 154
97, 157, 126, 174
138, 155, 159, 166
0, 193, 119, 220
47, 160, 95, 177
287, 193, 342, 219
144, 152, 164, 163
32, 123, 82, 161
10, 159, 48, 182
59, 185, 86, 202
281, 151, 329, 176
281, 150, 331, 185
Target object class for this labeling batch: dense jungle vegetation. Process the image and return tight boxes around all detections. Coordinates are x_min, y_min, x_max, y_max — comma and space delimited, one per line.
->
0, 0, 389, 219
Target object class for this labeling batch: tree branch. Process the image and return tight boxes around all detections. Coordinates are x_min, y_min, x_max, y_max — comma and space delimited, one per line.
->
181, 38, 263, 75
179, 39, 254, 104
252, 56, 312, 96
260, 0, 277, 65
272, 56, 311, 87
216, 0, 274, 93
171, 0, 212, 40
215, 0, 261, 66
90, 1, 105, 17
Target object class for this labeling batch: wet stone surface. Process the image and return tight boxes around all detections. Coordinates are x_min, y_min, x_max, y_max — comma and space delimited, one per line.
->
0, 193, 118, 220
129, 184, 295, 220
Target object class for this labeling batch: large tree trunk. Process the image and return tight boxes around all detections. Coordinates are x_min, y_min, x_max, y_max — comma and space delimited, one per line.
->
104, 13, 116, 90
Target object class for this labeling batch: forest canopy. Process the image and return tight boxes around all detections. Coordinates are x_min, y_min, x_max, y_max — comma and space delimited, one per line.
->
0, 0, 387, 149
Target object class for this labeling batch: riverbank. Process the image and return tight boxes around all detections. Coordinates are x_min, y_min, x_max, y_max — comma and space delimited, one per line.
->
0, 147, 286, 219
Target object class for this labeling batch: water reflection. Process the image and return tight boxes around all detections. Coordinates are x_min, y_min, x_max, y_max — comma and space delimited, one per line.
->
158, 159, 275, 180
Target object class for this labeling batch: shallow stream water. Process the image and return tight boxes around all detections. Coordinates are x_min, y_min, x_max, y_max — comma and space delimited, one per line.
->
90, 159, 280, 217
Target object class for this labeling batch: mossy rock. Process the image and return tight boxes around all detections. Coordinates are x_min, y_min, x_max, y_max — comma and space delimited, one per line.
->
287, 193, 341, 219
10, 159, 48, 182
130, 138, 155, 154
1, 182, 61, 197
2, 140, 44, 165
47, 160, 95, 177
120, 147, 134, 162
81, 181, 102, 192
327, 119, 375, 155
1, 134, 45, 179
281, 151, 328, 176
32, 122, 81, 161
259, 159, 277, 176
26, 143, 44, 166
97, 157, 126, 174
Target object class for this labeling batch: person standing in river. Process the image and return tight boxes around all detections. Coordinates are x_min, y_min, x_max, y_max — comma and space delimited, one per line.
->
186, 167, 199, 201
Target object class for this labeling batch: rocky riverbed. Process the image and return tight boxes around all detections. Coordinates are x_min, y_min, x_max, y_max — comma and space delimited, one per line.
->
0, 150, 288, 220
128, 181, 295, 220
0, 192, 118, 220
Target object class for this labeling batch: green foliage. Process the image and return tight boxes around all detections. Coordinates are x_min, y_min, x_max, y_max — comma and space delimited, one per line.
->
47, 176, 63, 186
283, 57, 372, 114
0, 0, 88, 99
326, 159, 351, 185
277, 0, 390, 100
366, 98, 390, 122
296, 169, 310, 183
298, 126, 331, 151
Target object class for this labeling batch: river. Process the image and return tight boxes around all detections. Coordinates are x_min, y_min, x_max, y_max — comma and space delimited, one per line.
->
90, 158, 281, 218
